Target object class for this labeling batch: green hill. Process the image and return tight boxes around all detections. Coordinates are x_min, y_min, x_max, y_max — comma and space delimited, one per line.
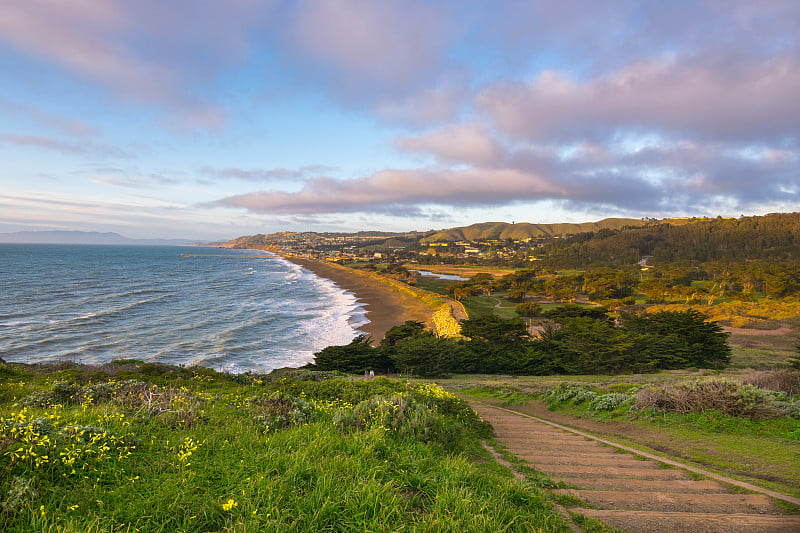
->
536, 213, 800, 267
420, 218, 647, 243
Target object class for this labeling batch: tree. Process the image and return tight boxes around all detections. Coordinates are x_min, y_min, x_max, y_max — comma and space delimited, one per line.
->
460, 315, 529, 344
380, 320, 426, 348
620, 310, 731, 368
452, 287, 474, 301
515, 302, 540, 317
313, 335, 391, 372
542, 304, 610, 322
508, 288, 526, 302
390, 335, 459, 377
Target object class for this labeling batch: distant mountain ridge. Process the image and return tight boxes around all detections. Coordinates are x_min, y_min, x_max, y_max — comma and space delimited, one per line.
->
419, 218, 648, 243
0, 230, 194, 246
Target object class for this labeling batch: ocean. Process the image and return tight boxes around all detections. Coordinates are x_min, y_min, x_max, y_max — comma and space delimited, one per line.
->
0, 244, 365, 373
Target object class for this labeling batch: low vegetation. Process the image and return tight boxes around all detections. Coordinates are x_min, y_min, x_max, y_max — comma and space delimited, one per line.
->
0, 360, 571, 532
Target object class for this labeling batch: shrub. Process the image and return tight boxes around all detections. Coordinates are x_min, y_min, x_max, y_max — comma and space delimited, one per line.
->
543, 383, 597, 405
22, 381, 81, 407
589, 393, 631, 412
81, 382, 115, 402
313, 335, 392, 373
515, 302, 540, 317
736, 369, 800, 395
248, 392, 315, 431
1, 477, 35, 513
339, 394, 465, 448
267, 369, 344, 382
633, 379, 798, 419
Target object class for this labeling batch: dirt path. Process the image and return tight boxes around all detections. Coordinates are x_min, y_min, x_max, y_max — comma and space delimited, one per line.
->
471, 401, 800, 533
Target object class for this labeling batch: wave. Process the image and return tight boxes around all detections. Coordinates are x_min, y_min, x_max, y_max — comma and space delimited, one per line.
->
94, 287, 166, 302
67, 293, 174, 323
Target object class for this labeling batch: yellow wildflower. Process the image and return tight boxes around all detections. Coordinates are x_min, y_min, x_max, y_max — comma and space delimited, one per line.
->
222, 498, 238, 511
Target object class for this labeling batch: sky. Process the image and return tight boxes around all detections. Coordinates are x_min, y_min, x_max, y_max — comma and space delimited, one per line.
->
0, 0, 798, 240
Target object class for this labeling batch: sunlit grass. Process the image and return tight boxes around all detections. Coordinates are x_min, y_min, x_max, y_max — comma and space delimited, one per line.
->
0, 363, 570, 532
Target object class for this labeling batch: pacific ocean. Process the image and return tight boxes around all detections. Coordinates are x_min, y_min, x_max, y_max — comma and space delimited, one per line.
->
0, 244, 365, 373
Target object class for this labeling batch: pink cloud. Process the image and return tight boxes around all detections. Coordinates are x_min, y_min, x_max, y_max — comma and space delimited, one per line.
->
477, 53, 800, 142
287, 0, 457, 96
0, 1, 170, 101
375, 82, 469, 127
0, 1, 266, 127
216, 167, 563, 214
395, 123, 503, 166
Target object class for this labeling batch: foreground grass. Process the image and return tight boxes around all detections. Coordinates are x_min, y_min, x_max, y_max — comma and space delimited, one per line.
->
0, 362, 569, 532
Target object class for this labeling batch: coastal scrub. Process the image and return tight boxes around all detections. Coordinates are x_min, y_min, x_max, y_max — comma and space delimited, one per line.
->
0, 361, 570, 532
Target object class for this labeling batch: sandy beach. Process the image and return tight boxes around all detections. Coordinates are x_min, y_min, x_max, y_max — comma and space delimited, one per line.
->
283, 257, 435, 344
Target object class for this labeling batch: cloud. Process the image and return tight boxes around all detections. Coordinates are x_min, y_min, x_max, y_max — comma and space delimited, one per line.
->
214, 167, 562, 214
477, 53, 800, 143
214, 132, 799, 217
476, 1, 800, 77
375, 81, 470, 127
395, 123, 503, 166
0, 0, 269, 128
93, 171, 179, 189
509, 140, 800, 212
284, 0, 458, 99
199, 165, 336, 183
0, 98, 98, 136
0, 1, 170, 101
0, 134, 131, 158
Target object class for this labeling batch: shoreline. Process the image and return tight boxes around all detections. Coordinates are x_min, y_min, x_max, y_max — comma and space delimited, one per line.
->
280, 256, 435, 344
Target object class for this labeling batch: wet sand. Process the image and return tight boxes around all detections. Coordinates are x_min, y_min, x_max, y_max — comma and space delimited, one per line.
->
284, 257, 434, 344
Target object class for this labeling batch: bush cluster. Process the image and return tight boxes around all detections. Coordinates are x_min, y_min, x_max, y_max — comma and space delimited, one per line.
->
21, 379, 207, 428
313, 309, 732, 376
542, 383, 597, 405
333, 393, 466, 449
248, 392, 316, 431
737, 369, 800, 395
633, 378, 800, 419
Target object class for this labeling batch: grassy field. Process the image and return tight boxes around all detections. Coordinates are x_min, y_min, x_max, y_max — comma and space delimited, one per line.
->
0, 362, 571, 532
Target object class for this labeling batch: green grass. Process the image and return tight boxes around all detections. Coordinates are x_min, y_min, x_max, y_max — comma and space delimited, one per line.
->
458, 294, 519, 319
459, 386, 537, 406
413, 276, 453, 296
0, 363, 570, 532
